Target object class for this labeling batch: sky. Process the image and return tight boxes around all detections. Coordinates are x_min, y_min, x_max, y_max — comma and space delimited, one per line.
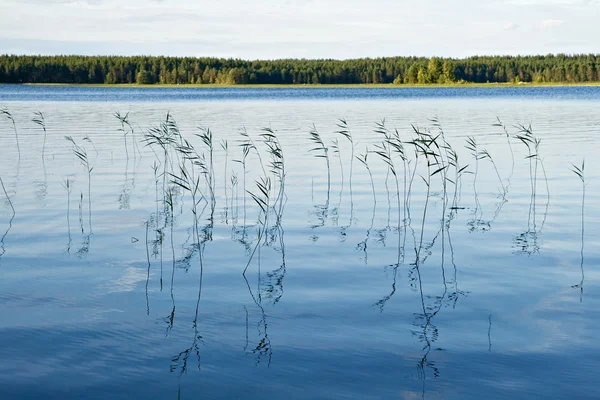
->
0, 0, 599, 59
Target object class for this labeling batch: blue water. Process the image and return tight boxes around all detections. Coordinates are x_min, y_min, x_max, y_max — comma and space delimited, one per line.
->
2, 84, 600, 102
0, 86, 599, 399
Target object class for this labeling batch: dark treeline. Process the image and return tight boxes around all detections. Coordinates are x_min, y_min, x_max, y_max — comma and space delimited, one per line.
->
2, 54, 600, 85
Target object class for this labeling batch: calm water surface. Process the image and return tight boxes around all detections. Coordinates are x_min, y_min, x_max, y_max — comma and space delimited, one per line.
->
0, 85, 599, 399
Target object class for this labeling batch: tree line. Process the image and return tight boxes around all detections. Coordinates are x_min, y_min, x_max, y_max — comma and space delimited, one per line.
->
1, 54, 600, 85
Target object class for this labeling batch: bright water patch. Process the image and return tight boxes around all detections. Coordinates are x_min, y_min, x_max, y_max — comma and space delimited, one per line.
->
0, 86, 599, 399
3, 84, 600, 102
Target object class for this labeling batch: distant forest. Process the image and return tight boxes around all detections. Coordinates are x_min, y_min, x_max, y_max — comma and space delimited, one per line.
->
2, 54, 600, 85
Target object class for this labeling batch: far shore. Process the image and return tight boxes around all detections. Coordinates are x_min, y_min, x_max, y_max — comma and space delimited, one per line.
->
3, 82, 600, 89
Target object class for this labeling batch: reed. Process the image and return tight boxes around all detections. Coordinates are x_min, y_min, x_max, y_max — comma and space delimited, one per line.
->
239, 128, 266, 174
429, 117, 450, 207
65, 136, 93, 232
244, 176, 272, 275
493, 117, 515, 177
515, 127, 535, 200
356, 148, 376, 264
0, 107, 20, 160
571, 159, 586, 300
145, 113, 182, 199
465, 136, 481, 218
115, 111, 131, 160
83, 134, 99, 155
62, 177, 73, 253
233, 143, 250, 225
164, 187, 177, 334
0, 176, 14, 215
356, 148, 376, 208
32, 111, 47, 160
408, 127, 444, 259
375, 135, 403, 222
390, 127, 409, 226
374, 120, 393, 228
145, 220, 151, 315
197, 127, 216, 220
261, 128, 286, 220
478, 149, 506, 198
169, 131, 211, 343
308, 125, 331, 208
336, 118, 354, 202
230, 172, 239, 223
221, 139, 229, 220
331, 138, 344, 194
446, 148, 469, 211
78, 191, 84, 234
239, 127, 269, 226
516, 125, 549, 231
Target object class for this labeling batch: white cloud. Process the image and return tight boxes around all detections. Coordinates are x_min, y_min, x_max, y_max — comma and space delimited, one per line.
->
503, 0, 599, 5
0, 0, 598, 58
542, 19, 564, 28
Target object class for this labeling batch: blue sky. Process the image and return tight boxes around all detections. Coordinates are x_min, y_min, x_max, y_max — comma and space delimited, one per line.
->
1, 0, 598, 59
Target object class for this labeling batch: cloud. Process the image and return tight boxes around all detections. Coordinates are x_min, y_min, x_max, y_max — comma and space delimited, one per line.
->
0, 0, 598, 58
542, 19, 564, 27
504, 0, 599, 5
13, 0, 102, 3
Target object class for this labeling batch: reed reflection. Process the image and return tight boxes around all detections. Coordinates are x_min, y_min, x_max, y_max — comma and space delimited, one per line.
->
0, 175, 15, 264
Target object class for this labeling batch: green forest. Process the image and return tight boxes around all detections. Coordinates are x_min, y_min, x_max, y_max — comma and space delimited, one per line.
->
1, 54, 600, 85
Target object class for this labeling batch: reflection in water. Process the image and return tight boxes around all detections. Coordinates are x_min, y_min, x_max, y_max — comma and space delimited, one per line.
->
0, 176, 15, 263
78, 192, 84, 234
243, 212, 284, 366
171, 315, 204, 375
33, 111, 48, 203
35, 168, 48, 202
513, 230, 540, 256
1, 103, 596, 399
72, 186, 93, 258
145, 221, 151, 316
331, 138, 344, 229
171, 216, 211, 375
244, 271, 273, 366
356, 200, 375, 265
170, 266, 206, 375
168, 216, 212, 374
0, 176, 14, 214
139, 114, 219, 375
62, 177, 73, 254
75, 233, 90, 260
446, 211, 468, 308
261, 225, 286, 305
571, 161, 586, 301
374, 263, 399, 312
118, 159, 135, 210
575, 220, 585, 302
165, 189, 177, 336
488, 314, 493, 352
410, 216, 458, 399
220, 139, 230, 225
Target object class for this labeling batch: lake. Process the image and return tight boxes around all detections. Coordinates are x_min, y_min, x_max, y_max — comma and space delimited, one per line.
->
0, 85, 599, 399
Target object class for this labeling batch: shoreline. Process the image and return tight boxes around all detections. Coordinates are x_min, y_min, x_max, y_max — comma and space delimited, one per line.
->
3, 82, 600, 89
